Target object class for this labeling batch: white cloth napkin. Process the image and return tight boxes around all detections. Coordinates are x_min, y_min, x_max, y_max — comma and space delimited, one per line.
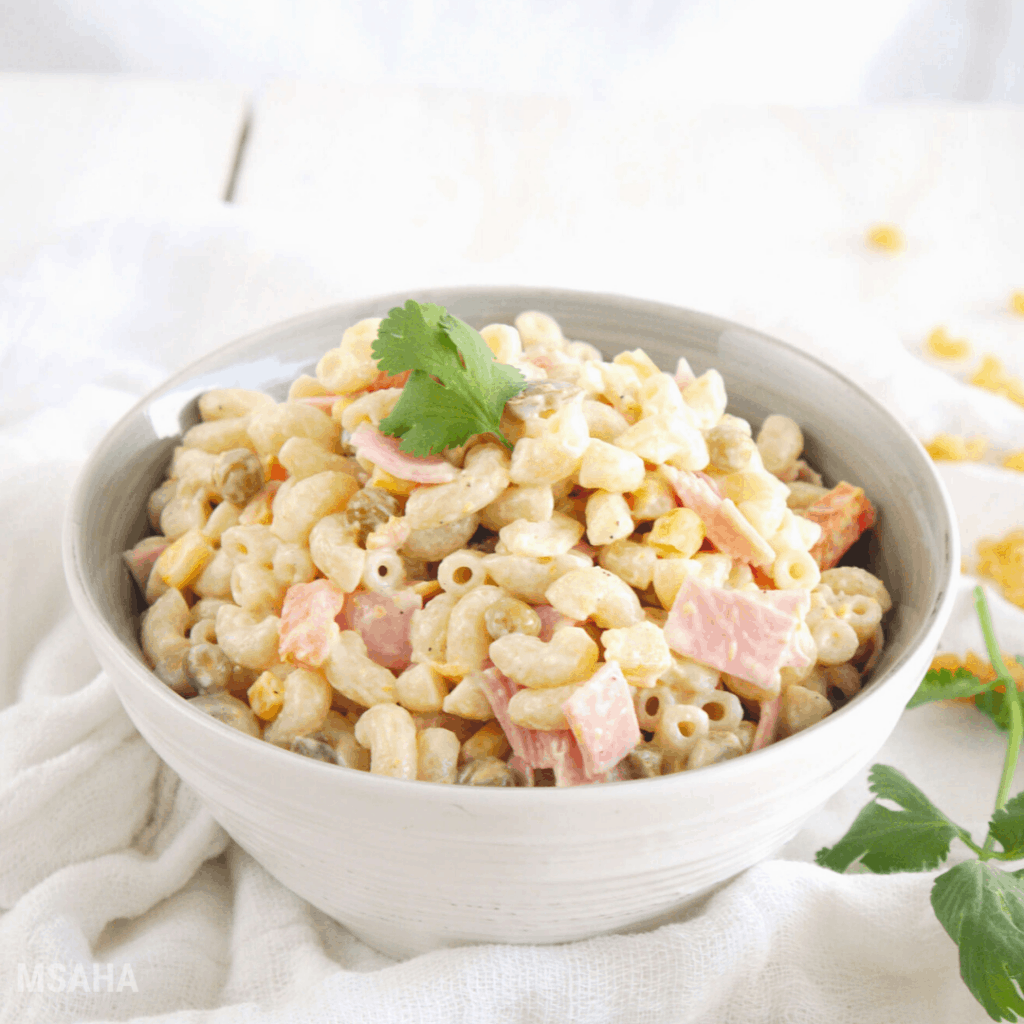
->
1, 209, 1022, 1024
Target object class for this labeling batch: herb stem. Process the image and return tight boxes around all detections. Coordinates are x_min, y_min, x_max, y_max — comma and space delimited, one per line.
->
959, 834, 986, 858
973, 585, 1024, 858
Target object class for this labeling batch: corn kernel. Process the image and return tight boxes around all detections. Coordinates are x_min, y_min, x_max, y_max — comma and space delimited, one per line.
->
248, 671, 284, 720
157, 528, 214, 588
924, 326, 972, 361
1003, 451, 1024, 472
1011, 291, 1024, 316
410, 580, 443, 600
368, 466, 418, 496
866, 224, 904, 253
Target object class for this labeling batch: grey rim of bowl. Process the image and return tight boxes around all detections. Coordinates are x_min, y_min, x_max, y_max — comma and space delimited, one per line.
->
63, 284, 961, 802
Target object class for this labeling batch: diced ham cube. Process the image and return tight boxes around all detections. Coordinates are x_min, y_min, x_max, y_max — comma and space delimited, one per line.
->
804, 482, 876, 570
123, 536, 168, 591
754, 591, 813, 671
561, 661, 641, 777
750, 696, 781, 751
664, 577, 799, 690
665, 467, 775, 568
753, 589, 811, 619
479, 667, 544, 763
533, 604, 578, 642
351, 423, 459, 484
279, 579, 345, 667
779, 628, 813, 670
549, 735, 596, 786
339, 589, 423, 672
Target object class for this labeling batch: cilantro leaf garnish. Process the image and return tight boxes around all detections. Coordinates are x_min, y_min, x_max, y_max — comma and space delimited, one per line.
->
815, 764, 974, 873
989, 791, 1024, 861
931, 862, 1024, 1022
371, 300, 527, 456
908, 667, 992, 709
816, 588, 1024, 1020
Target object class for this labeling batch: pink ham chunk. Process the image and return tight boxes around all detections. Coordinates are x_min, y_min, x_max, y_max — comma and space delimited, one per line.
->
666, 467, 775, 568
533, 604, 578, 642
351, 424, 458, 484
123, 536, 168, 591
508, 754, 534, 786
339, 589, 422, 672
752, 591, 813, 671
664, 577, 800, 690
279, 579, 345, 667
549, 735, 595, 786
478, 667, 545, 765
750, 696, 781, 751
805, 482, 876, 570
478, 667, 616, 786
779, 628, 813, 670
753, 589, 810, 619
562, 661, 640, 777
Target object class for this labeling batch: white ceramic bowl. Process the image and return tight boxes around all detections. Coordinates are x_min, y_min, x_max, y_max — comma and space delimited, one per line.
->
64, 287, 959, 959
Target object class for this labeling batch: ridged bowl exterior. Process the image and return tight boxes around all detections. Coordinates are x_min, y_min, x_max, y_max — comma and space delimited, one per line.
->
64, 288, 959, 959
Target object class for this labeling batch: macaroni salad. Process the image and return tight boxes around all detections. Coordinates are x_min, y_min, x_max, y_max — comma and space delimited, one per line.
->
126, 305, 890, 786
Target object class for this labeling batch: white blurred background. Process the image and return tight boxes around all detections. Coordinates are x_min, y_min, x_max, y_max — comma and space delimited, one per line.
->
1, 0, 1022, 104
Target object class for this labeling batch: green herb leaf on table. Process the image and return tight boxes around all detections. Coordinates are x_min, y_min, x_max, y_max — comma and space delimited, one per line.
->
975, 656, 1024, 731
930, 861, 1024, 1022
815, 764, 974, 874
989, 791, 1024, 861
372, 300, 527, 456
978, 688, 1014, 732
908, 667, 991, 709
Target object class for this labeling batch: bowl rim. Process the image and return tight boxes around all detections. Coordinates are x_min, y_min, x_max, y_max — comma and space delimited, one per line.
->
63, 283, 961, 803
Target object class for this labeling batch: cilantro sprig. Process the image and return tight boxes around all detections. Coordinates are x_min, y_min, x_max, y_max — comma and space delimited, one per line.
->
371, 300, 527, 456
816, 586, 1024, 1021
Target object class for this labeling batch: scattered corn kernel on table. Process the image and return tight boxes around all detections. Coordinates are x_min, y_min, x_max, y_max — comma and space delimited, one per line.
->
3, 76, 1024, 1023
